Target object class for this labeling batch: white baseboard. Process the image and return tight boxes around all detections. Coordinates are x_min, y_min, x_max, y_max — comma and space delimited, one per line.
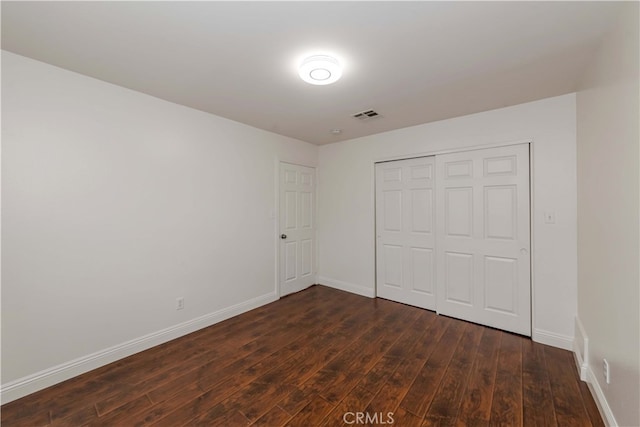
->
586, 363, 618, 426
573, 344, 589, 381
573, 316, 589, 380
571, 317, 616, 426
316, 276, 375, 298
0, 291, 278, 404
532, 328, 573, 350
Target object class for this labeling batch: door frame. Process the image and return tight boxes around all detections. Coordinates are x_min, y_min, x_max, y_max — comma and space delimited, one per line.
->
373, 139, 535, 333
274, 158, 318, 298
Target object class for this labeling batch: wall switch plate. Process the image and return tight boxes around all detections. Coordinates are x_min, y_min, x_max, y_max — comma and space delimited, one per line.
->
544, 211, 556, 224
603, 358, 610, 384
176, 297, 184, 310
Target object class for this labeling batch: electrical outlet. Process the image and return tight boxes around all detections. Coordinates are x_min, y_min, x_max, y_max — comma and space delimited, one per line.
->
176, 297, 184, 311
603, 358, 610, 384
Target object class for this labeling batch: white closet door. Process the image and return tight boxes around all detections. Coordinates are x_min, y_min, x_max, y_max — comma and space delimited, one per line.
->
435, 144, 531, 336
375, 157, 436, 310
279, 163, 315, 297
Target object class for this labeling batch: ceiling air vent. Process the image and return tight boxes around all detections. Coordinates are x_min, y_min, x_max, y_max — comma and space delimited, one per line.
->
352, 109, 380, 121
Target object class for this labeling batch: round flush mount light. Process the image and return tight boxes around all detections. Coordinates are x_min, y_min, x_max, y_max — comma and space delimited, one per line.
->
299, 55, 342, 85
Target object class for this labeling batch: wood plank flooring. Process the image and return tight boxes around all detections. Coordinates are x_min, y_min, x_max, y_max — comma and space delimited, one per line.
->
1, 285, 604, 426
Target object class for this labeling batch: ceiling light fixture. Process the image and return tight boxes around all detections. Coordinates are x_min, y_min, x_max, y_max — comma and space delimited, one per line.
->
299, 55, 342, 85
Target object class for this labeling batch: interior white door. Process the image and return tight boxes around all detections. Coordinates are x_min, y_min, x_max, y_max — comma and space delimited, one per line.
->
375, 156, 436, 310
279, 163, 316, 297
435, 144, 531, 335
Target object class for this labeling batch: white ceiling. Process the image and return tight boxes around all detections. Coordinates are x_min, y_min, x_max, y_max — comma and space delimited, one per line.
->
1, 1, 624, 145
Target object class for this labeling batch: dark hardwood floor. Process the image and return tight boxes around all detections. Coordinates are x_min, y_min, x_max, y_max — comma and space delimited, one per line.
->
2, 285, 603, 426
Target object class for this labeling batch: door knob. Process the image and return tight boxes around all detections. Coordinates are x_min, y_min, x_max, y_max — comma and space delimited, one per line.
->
520, 248, 528, 255
281, 234, 287, 239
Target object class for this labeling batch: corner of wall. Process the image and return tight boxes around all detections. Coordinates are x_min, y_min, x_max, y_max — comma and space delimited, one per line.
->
316, 276, 375, 298
573, 315, 618, 426
573, 315, 589, 381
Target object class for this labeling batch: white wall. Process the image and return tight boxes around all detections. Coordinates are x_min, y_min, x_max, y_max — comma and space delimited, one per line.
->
1, 51, 317, 401
576, 4, 639, 426
317, 94, 578, 349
